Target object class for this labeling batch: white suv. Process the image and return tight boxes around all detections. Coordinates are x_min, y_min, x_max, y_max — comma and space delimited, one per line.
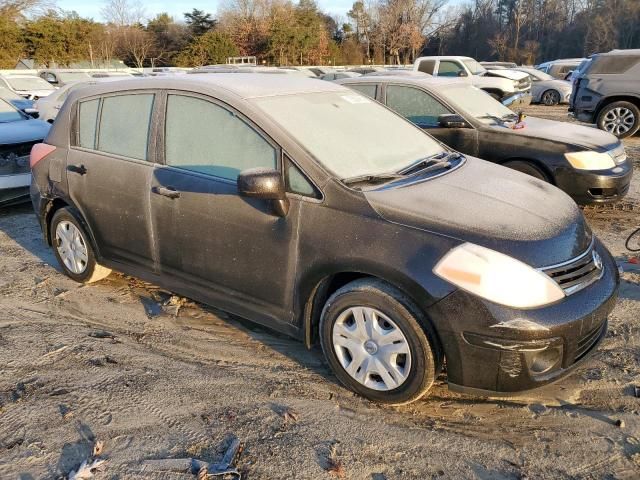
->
413, 56, 532, 107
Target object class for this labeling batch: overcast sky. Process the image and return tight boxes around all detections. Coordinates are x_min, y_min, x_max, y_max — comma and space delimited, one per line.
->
56, 0, 464, 23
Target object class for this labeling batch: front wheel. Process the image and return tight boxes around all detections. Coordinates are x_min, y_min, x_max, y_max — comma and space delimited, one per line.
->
319, 279, 440, 405
597, 101, 640, 138
50, 208, 112, 283
541, 89, 560, 106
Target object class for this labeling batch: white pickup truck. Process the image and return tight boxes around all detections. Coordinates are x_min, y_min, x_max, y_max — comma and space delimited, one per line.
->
413, 56, 532, 107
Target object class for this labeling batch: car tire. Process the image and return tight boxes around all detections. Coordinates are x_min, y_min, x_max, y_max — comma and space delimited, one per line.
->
50, 208, 111, 283
541, 89, 560, 106
504, 160, 549, 182
597, 101, 640, 138
319, 278, 441, 405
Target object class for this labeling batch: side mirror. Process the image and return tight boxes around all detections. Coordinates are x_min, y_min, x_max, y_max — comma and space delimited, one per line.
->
438, 114, 469, 128
237, 167, 289, 217
457, 70, 468, 77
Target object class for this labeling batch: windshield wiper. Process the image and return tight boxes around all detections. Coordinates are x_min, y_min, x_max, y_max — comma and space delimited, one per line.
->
397, 152, 462, 176
342, 172, 405, 186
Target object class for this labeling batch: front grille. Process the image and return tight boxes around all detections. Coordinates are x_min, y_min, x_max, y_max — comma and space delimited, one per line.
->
542, 240, 603, 295
0, 141, 38, 176
575, 320, 606, 361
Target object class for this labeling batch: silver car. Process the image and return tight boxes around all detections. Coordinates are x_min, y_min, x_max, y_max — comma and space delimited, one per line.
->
514, 68, 572, 106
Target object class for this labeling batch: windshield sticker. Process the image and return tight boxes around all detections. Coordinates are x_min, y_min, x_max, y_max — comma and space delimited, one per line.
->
341, 95, 371, 104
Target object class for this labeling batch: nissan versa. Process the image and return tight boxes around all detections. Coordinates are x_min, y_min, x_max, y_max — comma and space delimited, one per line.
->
30, 75, 619, 404
337, 75, 633, 205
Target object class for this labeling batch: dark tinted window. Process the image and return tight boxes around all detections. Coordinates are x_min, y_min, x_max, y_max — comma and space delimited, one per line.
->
386, 86, 451, 127
97, 94, 154, 160
418, 60, 435, 75
349, 84, 377, 99
165, 94, 276, 180
78, 99, 99, 149
588, 56, 640, 74
438, 61, 465, 77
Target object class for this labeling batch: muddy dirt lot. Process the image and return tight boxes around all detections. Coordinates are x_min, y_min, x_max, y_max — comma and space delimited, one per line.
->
1, 105, 639, 479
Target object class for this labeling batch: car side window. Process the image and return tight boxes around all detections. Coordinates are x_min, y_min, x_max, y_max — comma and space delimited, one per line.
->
418, 60, 435, 75
349, 84, 377, 99
285, 155, 320, 198
165, 94, 276, 181
97, 94, 154, 161
78, 99, 100, 149
386, 85, 452, 127
438, 61, 465, 77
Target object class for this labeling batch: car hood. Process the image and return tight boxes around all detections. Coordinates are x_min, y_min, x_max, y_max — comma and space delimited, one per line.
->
491, 117, 619, 151
364, 157, 591, 267
0, 119, 51, 145
483, 69, 529, 81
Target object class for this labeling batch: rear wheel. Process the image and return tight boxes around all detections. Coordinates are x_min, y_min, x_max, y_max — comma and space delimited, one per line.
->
597, 101, 640, 138
319, 279, 440, 405
504, 160, 548, 182
541, 89, 560, 106
50, 208, 111, 283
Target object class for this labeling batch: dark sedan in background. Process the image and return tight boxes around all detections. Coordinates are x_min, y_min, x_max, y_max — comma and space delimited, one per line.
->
0, 99, 50, 206
337, 76, 632, 205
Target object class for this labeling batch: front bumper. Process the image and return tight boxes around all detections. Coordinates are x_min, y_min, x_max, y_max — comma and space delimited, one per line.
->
425, 241, 619, 395
554, 158, 633, 205
503, 91, 532, 108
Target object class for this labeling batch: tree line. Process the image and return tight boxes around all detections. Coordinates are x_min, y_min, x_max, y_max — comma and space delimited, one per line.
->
1, 0, 638, 70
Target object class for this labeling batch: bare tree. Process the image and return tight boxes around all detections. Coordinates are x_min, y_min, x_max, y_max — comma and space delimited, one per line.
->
101, 0, 146, 26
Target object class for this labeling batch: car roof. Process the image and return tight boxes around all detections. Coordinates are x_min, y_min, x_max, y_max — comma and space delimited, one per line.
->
68, 73, 346, 101
337, 75, 467, 89
603, 49, 640, 56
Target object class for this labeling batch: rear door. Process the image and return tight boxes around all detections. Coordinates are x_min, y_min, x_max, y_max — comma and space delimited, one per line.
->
383, 84, 479, 155
150, 92, 305, 323
67, 91, 159, 270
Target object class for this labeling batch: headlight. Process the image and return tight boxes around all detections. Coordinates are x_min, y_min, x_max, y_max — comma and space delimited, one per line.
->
433, 243, 565, 309
564, 151, 615, 170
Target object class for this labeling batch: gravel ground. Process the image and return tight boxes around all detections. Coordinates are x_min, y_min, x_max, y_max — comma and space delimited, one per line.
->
0, 106, 639, 480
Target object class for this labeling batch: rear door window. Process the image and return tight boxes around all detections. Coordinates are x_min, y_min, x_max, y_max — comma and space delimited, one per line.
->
164, 94, 277, 181
97, 94, 155, 160
78, 99, 100, 149
386, 85, 452, 127
418, 60, 435, 75
349, 84, 378, 99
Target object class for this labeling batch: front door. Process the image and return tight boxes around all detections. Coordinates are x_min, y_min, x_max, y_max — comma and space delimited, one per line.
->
67, 92, 157, 270
150, 93, 300, 324
384, 84, 479, 156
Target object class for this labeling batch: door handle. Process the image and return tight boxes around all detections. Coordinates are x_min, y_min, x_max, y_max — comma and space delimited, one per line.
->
67, 164, 87, 175
152, 186, 181, 199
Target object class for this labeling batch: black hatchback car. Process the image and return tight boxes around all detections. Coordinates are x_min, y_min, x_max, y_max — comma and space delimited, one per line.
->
337, 76, 633, 205
31, 75, 619, 404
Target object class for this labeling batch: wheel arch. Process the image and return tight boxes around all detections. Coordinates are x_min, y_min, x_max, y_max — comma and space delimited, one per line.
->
595, 95, 640, 119
44, 198, 102, 259
499, 157, 555, 184
300, 268, 442, 353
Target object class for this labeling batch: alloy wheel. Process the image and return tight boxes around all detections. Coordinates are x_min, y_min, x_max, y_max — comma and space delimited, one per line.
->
332, 306, 411, 391
542, 90, 560, 106
55, 221, 89, 274
602, 107, 635, 136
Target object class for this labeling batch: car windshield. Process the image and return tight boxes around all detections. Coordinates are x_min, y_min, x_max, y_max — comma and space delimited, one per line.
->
0, 86, 21, 100
252, 91, 446, 179
439, 84, 516, 125
0, 99, 25, 123
57, 72, 91, 82
6, 76, 55, 91
462, 59, 486, 75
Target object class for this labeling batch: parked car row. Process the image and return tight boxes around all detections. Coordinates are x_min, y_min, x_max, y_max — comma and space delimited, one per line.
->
26, 73, 624, 405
